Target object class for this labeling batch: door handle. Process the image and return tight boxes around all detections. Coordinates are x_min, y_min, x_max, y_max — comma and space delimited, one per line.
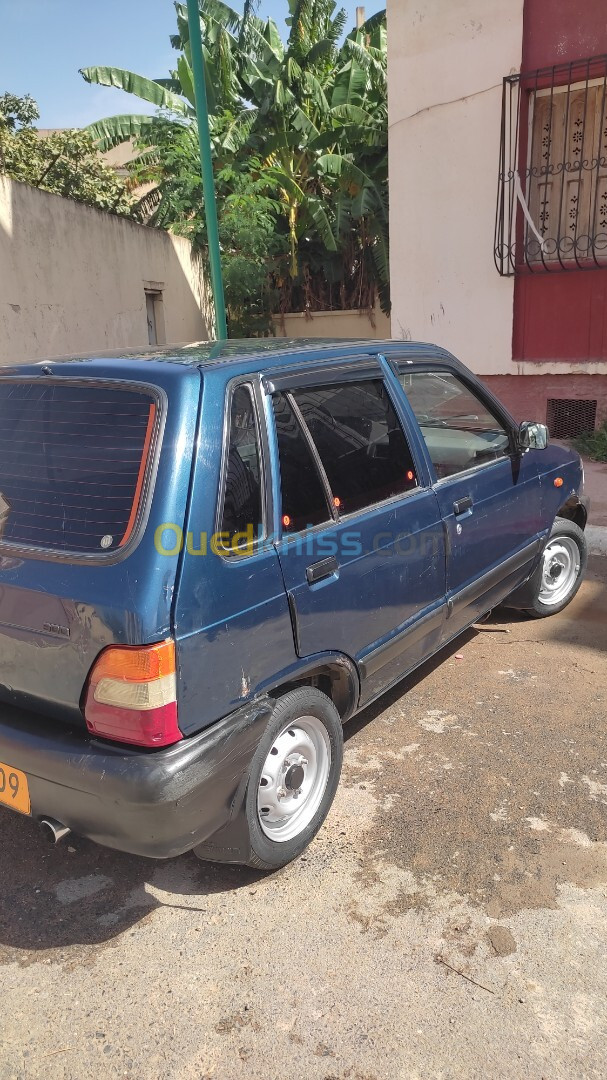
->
453, 496, 473, 516
306, 556, 338, 584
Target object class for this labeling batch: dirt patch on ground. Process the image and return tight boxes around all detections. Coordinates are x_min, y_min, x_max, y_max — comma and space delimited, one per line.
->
342, 556, 607, 920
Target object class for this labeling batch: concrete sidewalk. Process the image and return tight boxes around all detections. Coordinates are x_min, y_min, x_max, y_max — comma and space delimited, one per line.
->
580, 450, 607, 554
581, 453, 607, 527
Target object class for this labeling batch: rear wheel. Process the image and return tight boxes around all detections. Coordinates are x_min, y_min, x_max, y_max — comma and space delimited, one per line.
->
243, 687, 343, 870
524, 517, 587, 618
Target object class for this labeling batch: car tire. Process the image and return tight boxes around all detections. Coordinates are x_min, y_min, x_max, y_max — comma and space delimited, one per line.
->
524, 517, 587, 619
243, 687, 343, 871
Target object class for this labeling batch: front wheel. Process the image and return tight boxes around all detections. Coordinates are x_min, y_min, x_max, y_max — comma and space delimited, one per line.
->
243, 687, 343, 870
524, 517, 587, 618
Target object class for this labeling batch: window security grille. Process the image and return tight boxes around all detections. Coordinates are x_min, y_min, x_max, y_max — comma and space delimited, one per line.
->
495, 56, 607, 275
546, 398, 597, 438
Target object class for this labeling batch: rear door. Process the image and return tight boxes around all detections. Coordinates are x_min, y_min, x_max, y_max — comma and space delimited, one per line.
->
265, 357, 447, 704
173, 377, 297, 734
393, 362, 545, 636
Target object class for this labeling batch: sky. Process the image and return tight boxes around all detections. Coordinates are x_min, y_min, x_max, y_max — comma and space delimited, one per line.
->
0, 0, 384, 129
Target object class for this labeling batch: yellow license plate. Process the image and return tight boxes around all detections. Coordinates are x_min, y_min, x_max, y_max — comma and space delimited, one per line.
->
0, 761, 31, 815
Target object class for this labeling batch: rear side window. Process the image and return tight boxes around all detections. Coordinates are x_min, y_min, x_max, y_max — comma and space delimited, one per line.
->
220, 384, 263, 544
0, 381, 156, 555
272, 392, 332, 533
292, 380, 418, 516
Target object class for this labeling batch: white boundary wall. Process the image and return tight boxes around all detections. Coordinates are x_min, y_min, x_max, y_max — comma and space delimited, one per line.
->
272, 304, 391, 340
0, 176, 211, 363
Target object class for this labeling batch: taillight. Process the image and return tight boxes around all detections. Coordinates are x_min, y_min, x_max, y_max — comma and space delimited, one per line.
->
83, 640, 182, 748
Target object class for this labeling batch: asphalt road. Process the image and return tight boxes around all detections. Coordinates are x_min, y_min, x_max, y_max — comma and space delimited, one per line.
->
1, 557, 606, 1080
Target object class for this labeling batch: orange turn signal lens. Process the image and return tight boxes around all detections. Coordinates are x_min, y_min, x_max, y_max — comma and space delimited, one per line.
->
554, 477, 564, 488
90, 640, 176, 684
282, 514, 291, 528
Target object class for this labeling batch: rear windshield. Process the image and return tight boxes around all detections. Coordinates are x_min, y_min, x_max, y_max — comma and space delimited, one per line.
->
0, 381, 157, 555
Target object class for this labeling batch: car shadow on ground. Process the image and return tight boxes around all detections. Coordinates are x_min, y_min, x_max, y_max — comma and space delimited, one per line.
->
0, 632, 480, 959
0, 811, 268, 959
494, 553, 607, 654
1, 559, 604, 959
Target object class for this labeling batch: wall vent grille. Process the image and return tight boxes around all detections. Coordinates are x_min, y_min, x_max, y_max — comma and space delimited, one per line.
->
547, 398, 597, 438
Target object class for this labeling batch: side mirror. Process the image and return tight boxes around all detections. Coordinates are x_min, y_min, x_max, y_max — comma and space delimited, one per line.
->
518, 421, 549, 451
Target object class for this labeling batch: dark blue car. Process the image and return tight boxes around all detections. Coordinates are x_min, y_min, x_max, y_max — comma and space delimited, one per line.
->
0, 340, 588, 868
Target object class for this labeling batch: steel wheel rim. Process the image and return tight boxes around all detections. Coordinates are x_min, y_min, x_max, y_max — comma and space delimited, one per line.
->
538, 536, 580, 607
257, 716, 331, 843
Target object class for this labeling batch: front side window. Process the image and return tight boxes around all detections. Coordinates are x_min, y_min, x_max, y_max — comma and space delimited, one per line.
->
292, 380, 418, 516
220, 384, 263, 545
398, 371, 511, 479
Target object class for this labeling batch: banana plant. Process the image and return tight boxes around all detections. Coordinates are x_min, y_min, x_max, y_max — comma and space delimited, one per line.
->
81, 0, 390, 316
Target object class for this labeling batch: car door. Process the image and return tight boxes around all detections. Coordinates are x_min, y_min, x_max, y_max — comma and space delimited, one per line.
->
263, 357, 447, 704
392, 360, 545, 637
175, 378, 297, 734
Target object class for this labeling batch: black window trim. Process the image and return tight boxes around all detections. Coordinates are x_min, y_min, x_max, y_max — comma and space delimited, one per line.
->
262, 355, 380, 395
285, 391, 338, 527
269, 390, 335, 544
391, 359, 520, 482
271, 371, 424, 537
0, 375, 166, 566
215, 376, 270, 558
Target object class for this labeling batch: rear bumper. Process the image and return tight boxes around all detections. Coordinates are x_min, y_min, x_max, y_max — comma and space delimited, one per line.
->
0, 698, 273, 858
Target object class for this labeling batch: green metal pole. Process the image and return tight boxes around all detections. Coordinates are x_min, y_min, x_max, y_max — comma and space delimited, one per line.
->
186, 0, 228, 340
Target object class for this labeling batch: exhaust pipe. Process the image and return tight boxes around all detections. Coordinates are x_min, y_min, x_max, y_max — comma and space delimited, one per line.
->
39, 817, 71, 845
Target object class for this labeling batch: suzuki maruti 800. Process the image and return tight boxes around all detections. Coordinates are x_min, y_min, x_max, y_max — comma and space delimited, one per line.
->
0, 340, 588, 868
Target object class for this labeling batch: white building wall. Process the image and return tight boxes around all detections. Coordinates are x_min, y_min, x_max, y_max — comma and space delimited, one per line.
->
0, 177, 212, 364
387, 0, 524, 374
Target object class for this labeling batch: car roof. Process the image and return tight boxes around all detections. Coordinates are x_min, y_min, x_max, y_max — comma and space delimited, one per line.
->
2, 339, 457, 379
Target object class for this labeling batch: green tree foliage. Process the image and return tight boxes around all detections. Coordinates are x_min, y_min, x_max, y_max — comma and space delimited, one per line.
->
0, 92, 135, 215
219, 167, 286, 337
126, 116, 288, 336
81, 0, 389, 334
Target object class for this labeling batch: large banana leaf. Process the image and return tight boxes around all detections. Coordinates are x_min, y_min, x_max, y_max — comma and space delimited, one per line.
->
331, 60, 368, 108
155, 78, 182, 92
330, 103, 380, 128
290, 103, 320, 139
316, 154, 388, 221
342, 39, 387, 91
268, 167, 337, 252
218, 107, 259, 153
80, 67, 192, 116
263, 17, 284, 61
176, 56, 195, 108
85, 114, 167, 152
303, 196, 338, 252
